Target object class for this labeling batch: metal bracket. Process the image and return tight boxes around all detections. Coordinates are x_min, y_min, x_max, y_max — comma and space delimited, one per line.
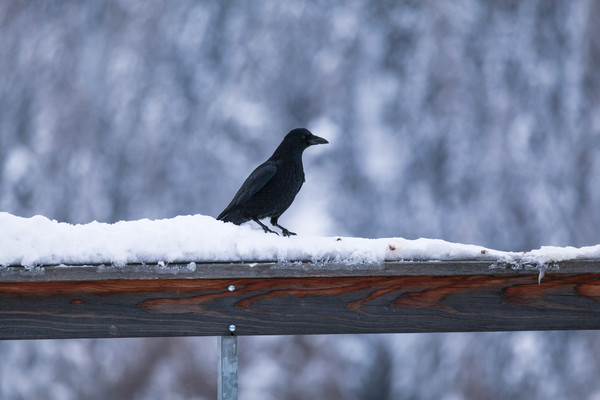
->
218, 335, 238, 400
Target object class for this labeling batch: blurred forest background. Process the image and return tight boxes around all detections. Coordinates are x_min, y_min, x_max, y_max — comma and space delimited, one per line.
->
1, 1, 600, 399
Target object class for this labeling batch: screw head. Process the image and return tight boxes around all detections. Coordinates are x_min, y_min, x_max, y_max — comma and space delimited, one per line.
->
228, 285, 236, 292
229, 324, 236, 333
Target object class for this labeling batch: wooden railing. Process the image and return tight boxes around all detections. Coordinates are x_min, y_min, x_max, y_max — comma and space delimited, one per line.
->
2, 258, 600, 399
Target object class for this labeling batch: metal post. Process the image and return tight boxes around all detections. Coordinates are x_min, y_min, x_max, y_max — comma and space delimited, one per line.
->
218, 335, 238, 400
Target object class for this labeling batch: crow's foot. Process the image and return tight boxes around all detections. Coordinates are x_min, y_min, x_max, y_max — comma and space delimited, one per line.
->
253, 218, 279, 235
280, 228, 297, 237
269, 218, 296, 237
264, 226, 280, 235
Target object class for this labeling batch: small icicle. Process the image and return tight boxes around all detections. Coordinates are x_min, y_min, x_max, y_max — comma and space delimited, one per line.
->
538, 268, 546, 284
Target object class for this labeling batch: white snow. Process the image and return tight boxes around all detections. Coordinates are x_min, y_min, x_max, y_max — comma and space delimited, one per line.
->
0, 212, 599, 268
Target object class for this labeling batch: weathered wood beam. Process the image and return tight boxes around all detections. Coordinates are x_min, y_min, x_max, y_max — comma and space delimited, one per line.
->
1, 260, 600, 340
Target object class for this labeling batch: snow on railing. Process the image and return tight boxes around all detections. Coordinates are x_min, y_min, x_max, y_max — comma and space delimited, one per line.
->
2, 212, 599, 268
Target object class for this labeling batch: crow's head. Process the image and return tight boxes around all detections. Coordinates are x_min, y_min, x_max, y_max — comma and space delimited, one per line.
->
285, 128, 329, 149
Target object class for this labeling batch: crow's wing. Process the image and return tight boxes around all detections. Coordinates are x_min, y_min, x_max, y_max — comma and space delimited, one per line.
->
218, 161, 278, 219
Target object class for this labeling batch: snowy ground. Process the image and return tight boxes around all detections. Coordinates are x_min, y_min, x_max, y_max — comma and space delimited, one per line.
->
2, 212, 599, 269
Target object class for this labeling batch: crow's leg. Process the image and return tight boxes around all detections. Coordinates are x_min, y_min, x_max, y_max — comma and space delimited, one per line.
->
270, 217, 296, 237
253, 218, 279, 235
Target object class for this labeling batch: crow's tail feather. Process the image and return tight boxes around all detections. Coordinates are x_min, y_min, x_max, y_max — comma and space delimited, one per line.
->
217, 210, 246, 225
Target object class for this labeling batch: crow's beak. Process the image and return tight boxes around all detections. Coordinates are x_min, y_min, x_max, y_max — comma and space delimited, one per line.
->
307, 134, 329, 146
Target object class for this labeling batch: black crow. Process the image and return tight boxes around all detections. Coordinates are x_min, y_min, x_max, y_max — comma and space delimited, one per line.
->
217, 128, 328, 236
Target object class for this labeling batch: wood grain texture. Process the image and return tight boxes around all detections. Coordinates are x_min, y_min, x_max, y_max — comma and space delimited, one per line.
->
2, 260, 600, 339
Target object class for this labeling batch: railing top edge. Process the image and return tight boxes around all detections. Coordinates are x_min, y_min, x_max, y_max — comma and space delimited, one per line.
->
2, 258, 600, 282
